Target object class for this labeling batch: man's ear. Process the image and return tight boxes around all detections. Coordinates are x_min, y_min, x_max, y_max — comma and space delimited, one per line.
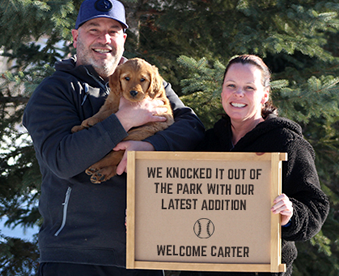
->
71, 29, 78, 48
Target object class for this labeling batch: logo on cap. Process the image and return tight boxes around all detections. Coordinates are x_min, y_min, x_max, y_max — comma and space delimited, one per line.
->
95, 0, 113, 12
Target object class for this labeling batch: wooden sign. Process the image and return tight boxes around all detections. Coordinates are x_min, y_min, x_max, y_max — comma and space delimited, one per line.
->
126, 152, 287, 273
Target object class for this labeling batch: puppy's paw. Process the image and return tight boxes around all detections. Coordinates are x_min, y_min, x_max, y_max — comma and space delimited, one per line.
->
85, 167, 97, 175
86, 118, 99, 128
86, 166, 118, 184
71, 125, 84, 133
90, 172, 107, 184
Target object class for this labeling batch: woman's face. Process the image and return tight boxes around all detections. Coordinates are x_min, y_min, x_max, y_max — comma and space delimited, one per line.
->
221, 63, 269, 124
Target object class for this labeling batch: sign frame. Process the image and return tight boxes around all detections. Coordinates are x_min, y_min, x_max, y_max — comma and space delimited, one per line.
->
126, 152, 287, 273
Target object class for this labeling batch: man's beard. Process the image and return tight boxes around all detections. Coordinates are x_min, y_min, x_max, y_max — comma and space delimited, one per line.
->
90, 47, 121, 78
92, 55, 119, 78
76, 41, 123, 79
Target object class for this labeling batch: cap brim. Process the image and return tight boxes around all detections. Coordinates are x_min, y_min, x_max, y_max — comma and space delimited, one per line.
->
76, 15, 128, 29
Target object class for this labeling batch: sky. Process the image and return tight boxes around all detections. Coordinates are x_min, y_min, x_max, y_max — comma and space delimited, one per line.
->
0, 216, 38, 241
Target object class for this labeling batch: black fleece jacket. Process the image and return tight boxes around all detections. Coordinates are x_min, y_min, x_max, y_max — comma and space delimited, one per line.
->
190, 114, 330, 276
23, 56, 204, 267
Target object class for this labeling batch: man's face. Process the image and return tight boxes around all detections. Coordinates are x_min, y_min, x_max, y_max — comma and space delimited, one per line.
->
71, 17, 127, 79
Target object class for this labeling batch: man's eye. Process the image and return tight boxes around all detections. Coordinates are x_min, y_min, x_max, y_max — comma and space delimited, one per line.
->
125, 77, 130, 81
140, 78, 145, 82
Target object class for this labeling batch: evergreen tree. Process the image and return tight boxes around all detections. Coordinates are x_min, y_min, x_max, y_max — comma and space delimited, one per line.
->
0, 0, 78, 274
1, 0, 339, 275
169, 2, 339, 275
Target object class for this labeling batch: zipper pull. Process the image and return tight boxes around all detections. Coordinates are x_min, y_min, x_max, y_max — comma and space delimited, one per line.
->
81, 83, 89, 106
105, 82, 110, 95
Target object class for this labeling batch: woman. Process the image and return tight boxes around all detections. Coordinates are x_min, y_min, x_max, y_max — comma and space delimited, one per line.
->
182, 55, 329, 276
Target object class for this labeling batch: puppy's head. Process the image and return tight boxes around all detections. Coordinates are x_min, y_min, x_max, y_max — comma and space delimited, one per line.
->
109, 58, 164, 102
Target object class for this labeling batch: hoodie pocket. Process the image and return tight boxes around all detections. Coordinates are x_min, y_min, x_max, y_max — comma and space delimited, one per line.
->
54, 186, 72, 236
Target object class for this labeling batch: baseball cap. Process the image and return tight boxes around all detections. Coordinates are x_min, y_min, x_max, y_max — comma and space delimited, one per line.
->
75, 0, 128, 30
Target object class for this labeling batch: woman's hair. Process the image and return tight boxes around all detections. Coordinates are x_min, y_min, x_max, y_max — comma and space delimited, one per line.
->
223, 54, 277, 118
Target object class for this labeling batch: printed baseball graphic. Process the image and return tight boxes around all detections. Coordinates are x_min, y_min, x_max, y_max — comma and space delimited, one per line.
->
193, 218, 215, 239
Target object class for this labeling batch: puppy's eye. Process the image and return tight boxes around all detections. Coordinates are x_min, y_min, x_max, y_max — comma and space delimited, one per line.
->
125, 77, 130, 81
140, 78, 145, 82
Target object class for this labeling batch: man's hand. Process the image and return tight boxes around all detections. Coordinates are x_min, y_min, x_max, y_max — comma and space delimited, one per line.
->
115, 97, 167, 132
113, 141, 155, 175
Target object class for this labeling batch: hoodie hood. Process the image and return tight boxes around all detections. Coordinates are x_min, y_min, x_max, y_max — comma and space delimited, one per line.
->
54, 56, 106, 88
54, 55, 128, 89
238, 114, 303, 144
211, 113, 304, 153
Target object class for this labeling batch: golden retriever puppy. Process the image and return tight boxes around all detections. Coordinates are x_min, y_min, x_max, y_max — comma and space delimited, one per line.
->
71, 58, 174, 183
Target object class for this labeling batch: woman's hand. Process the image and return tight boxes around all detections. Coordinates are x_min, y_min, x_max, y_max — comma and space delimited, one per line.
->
271, 193, 293, 226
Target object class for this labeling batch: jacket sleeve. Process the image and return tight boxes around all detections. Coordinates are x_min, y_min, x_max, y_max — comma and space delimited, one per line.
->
144, 81, 205, 151
282, 137, 330, 241
23, 78, 204, 179
23, 76, 128, 179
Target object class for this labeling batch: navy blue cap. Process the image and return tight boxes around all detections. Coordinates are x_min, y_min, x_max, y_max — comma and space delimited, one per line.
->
75, 0, 128, 30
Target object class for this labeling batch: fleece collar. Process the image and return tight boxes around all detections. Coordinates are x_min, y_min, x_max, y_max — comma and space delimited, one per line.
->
213, 114, 304, 151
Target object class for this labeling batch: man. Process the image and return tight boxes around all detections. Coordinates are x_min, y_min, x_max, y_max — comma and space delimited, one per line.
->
22, 0, 205, 275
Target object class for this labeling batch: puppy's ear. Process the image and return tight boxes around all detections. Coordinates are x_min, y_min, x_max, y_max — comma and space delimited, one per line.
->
109, 66, 122, 96
148, 65, 164, 99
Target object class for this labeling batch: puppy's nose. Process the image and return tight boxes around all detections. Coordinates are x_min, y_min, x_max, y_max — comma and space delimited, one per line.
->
130, 90, 138, 97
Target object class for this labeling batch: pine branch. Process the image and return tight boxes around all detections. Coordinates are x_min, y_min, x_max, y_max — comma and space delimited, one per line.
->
0, 95, 30, 105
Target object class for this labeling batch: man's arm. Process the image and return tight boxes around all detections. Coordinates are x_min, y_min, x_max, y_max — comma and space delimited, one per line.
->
114, 81, 205, 174
144, 81, 205, 151
23, 77, 170, 179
